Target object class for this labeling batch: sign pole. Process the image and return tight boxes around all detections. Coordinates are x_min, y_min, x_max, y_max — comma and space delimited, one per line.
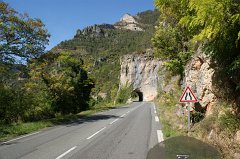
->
187, 102, 190, 135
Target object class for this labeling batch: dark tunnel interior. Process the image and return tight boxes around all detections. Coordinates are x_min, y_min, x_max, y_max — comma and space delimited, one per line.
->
132, 89, 143, 102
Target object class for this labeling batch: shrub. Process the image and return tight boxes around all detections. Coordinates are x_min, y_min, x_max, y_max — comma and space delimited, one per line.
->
219, 111, 240, 133
116, 86, 132, 104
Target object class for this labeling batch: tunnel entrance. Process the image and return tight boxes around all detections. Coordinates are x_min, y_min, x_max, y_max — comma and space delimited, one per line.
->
131, 89, 143, 102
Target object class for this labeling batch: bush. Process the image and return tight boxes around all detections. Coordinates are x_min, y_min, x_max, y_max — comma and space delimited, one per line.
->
219, 111, 240, 133
0, 84, 32, 123
116, 86, 132, 104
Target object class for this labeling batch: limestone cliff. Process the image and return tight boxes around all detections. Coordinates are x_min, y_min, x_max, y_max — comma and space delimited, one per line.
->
115, 14, 143, 31
119, 46, 218, 114
119, 49, 161, 101
183, 46, 217, 116
75, 24, 115, 38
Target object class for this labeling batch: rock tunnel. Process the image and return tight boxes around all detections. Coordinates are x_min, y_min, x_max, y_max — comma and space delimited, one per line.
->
131, 88, 143, 102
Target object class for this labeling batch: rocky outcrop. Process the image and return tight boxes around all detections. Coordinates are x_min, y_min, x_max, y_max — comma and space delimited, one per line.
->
74, 14, 144, 39
120, 14, 136, 24
75, 24, 115, 38
119, 49, 161, 101
183, 46, 217, 116
115, 14, 143, 31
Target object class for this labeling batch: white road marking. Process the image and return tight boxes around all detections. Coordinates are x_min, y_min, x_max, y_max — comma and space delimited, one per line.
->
157, 130, 164, 143
155, 116, 159, 122
126, 110, 131, 114
154, 110, 157, 114
56, 146, 76, 159
3, 131, 40, 144
120, 113, 126, 118
87, 127, 106, 140
109, 118, 119, 125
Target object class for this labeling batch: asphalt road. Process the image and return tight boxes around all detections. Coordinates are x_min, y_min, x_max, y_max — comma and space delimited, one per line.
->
0, 102, 163, 159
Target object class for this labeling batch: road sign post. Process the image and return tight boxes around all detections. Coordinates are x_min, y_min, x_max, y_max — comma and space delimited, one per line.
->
187, 102, 190, 133
180, 86, 198, 135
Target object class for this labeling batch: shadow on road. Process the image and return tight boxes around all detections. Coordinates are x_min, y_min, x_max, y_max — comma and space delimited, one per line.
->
66, 114, 119, 127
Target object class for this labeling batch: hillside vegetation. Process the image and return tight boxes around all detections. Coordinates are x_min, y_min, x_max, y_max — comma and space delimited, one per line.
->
0, 1, 159, 140
153, 0, 240, 158
52, 10, 159, 105
153, 0, 240, 92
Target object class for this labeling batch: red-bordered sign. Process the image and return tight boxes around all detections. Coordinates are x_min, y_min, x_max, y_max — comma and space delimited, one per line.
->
180, 86, 198, 103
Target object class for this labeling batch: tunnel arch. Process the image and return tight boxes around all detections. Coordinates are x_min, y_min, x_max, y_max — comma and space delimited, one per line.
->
131, 88, 143, 102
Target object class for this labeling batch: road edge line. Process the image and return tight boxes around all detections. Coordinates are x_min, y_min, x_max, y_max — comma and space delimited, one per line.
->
157, 130, 164, 143
2, 131, 40, 144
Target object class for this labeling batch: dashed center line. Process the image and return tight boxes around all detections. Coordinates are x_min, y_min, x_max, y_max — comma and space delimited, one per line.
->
126, 110, 131, 114
120, 113, 126, 118
87, 127, 106, 140
109, 118, 119, 125
56, 146, 76, 159
109, 109, 133, 125
155, 116, 159, 122
88, 108, 136, 139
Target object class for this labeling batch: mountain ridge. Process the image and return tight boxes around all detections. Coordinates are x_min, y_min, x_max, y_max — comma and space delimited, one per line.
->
72, 9, 158, 39
49, 9, 159, 101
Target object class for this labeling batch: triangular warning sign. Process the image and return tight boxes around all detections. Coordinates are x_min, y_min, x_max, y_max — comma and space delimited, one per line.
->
180, 86, 198, 103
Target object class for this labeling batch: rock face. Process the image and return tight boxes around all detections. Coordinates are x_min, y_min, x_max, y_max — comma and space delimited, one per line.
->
120, 14, 136, 23
119, 49, 161, 101
75, 24, 115, 38
183, 46, 217, 116
235, 130, 240, 145
74, 13, 144, 39
115, 14, 143, 31
119, 46, 217, 110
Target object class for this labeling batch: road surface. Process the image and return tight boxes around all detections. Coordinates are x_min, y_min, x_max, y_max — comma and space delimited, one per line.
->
0, 102, 163, 159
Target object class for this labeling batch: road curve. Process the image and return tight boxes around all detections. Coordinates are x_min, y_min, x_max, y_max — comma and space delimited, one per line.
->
0, 102, 161, 159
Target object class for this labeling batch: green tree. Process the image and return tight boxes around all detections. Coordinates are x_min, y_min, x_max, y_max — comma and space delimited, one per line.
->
153, 0, 193, 75
154, 0, 240, 96
0, 2, 50, 64
0, 2, 50, 123
31, 52, 94, 114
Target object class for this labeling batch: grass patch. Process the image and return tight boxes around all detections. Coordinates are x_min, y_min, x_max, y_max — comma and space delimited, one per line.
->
219, 111, 240, 133
156, 100, 186, 138
191, 115, 217, 138
189, 101, 239, 159
155, 91, 186, 138
192, 101, 240, 137
0, 121, 52, 142
160, 118, 181, 138
0, 102, 126, 142
155, 70, 186, 138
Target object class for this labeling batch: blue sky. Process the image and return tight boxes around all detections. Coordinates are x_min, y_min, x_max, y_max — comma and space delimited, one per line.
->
3, 0, 155, 51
